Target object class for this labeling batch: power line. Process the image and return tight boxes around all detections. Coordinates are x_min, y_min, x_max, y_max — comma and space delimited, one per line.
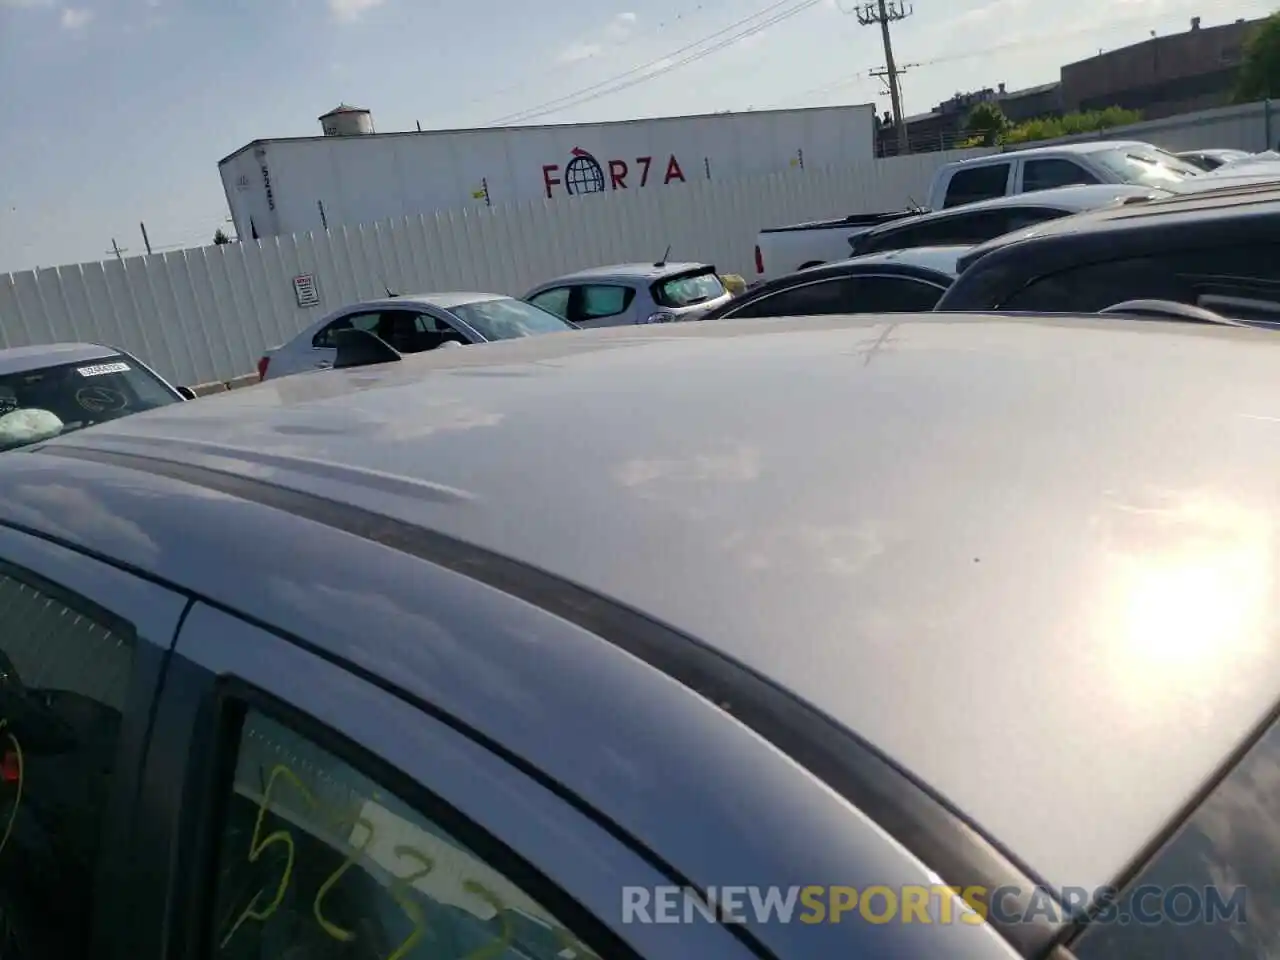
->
768, 4, 1249, 111
488, 0, 823, 125
445, 0, 749, 115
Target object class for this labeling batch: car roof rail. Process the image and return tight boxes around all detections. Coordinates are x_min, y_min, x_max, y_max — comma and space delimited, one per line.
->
332, 328, 403, 369
1098, 299, 1250, 327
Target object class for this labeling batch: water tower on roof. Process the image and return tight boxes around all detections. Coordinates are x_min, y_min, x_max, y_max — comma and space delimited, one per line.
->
319, 104, 374, 137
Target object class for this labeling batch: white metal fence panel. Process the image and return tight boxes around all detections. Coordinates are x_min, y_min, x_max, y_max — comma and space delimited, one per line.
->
1011, 100, 1276, 153
0, 148, 986, 386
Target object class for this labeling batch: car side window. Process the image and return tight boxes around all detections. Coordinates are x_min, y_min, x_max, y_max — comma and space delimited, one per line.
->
313, 312, 383, 349
847, 276, 948, 312
999, 258, 1197, 312
728, 275, 943, 318
1000, 248, 1280, 316
1022, 159, 1100, 192
578, 285, 634, 321
0, 567, 136, 956
210, 707, 604, 960
527, 288, 571, 320
727, 279, 852, 318
1071, 711, 1280, 959
943, 163, 1010, 208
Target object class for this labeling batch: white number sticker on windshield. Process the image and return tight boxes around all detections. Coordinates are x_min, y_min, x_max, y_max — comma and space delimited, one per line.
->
75, 362, 130, 377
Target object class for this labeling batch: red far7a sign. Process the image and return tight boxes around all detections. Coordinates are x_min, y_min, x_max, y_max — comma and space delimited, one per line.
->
542, 147, 687, 199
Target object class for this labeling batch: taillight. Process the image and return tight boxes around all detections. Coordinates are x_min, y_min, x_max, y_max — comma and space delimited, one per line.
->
754, 245, 764, 275
256, 356, 270, 381
2, 748, 20, 783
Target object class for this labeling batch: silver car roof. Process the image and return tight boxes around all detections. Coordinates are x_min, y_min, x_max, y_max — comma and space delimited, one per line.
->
31, 314, 1280, 892
336, 292, 509, 312
530, 262, 713, 286
0, 342, 120, 376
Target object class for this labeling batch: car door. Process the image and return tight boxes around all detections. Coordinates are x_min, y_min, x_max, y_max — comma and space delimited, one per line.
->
136, 603, 755, 960
0, 522, 188, 960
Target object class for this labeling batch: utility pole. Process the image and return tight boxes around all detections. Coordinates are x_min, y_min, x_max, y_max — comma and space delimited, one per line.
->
107, 238, 127, 262
855, 0, 913, 156
139, 222, 153, 255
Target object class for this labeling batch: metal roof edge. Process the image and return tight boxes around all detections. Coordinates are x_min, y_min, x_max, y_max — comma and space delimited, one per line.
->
213, 102, 880, 167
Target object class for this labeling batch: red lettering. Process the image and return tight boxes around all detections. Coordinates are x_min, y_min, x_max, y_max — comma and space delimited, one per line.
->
542, 165, 561, 199
608, 159, 629, 189
664, 155, 686, 184
636, 156, 653, 187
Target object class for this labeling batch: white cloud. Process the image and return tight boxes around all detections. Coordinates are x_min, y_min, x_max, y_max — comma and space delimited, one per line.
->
328, 0, 383, 22
557, 11, 638, 63
59, 6, 92, 28
558, 42, 603, 64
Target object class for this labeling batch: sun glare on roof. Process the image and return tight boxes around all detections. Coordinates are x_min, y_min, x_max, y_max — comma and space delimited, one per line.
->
1097, 494, 1272, 706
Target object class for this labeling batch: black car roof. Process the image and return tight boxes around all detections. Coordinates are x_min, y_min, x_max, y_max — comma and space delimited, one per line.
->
944, 186, 1280, 303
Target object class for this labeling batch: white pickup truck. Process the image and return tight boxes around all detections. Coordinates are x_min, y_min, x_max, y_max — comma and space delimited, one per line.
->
924, 140, 1202, 209
752, 209, 921, 282
754, 140, 1204, 284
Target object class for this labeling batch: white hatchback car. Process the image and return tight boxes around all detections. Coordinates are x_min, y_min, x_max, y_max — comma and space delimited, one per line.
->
257, 292, 575, 381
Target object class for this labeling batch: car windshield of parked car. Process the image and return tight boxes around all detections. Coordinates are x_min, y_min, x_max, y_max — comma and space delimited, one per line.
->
449, 297, 576, 341
0, 356, 180, 452
655, 271, 726, 307
1091, 147, 1203, 186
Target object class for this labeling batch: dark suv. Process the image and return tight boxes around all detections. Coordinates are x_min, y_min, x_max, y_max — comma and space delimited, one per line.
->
935, 183, 1280, 324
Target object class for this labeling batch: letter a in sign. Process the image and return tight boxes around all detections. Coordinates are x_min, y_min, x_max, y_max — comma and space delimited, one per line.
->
664, 155, 686, 184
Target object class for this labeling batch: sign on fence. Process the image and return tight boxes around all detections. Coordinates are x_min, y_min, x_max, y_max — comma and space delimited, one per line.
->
293, 274, 320, 308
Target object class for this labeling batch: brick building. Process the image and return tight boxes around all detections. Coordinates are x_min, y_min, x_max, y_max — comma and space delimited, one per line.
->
1060, 16, 1261, 120
875, 14, 1265, 155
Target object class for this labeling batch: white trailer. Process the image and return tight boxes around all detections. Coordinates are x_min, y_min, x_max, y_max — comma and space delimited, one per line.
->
218, 104, 878, 241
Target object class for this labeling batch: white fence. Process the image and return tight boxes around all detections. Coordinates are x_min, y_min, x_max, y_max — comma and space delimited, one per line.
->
1020, 100, 1277, 153
0, 148, 983, 386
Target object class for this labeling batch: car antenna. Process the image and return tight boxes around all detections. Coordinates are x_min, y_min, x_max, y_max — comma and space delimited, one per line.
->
384, 283, 399, 298
654, 244, 671, 268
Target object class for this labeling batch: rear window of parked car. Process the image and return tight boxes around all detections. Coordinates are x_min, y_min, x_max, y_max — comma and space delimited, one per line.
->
653, 271, 725, 308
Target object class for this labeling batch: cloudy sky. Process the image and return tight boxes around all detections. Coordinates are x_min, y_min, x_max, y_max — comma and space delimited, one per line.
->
0, 0, 1272, 272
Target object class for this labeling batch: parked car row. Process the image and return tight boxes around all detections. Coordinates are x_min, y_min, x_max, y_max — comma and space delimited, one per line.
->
754, 140, 1273, 281
725, 156, 1280, 326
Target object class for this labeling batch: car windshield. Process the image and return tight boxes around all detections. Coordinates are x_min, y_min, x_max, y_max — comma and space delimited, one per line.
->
655, 271, 725, 307
1090, 147, 1203, 186
0, 355, 180, 452
448, 297, 576, 341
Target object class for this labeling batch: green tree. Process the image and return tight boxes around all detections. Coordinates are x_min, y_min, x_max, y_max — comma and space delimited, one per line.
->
212, 228, 232, 245
965, 101, 1010, 147
1235, 11, 1280, 103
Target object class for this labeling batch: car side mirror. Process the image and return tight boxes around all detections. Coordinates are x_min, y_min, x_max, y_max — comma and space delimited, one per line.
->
176, 385, 196, 400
